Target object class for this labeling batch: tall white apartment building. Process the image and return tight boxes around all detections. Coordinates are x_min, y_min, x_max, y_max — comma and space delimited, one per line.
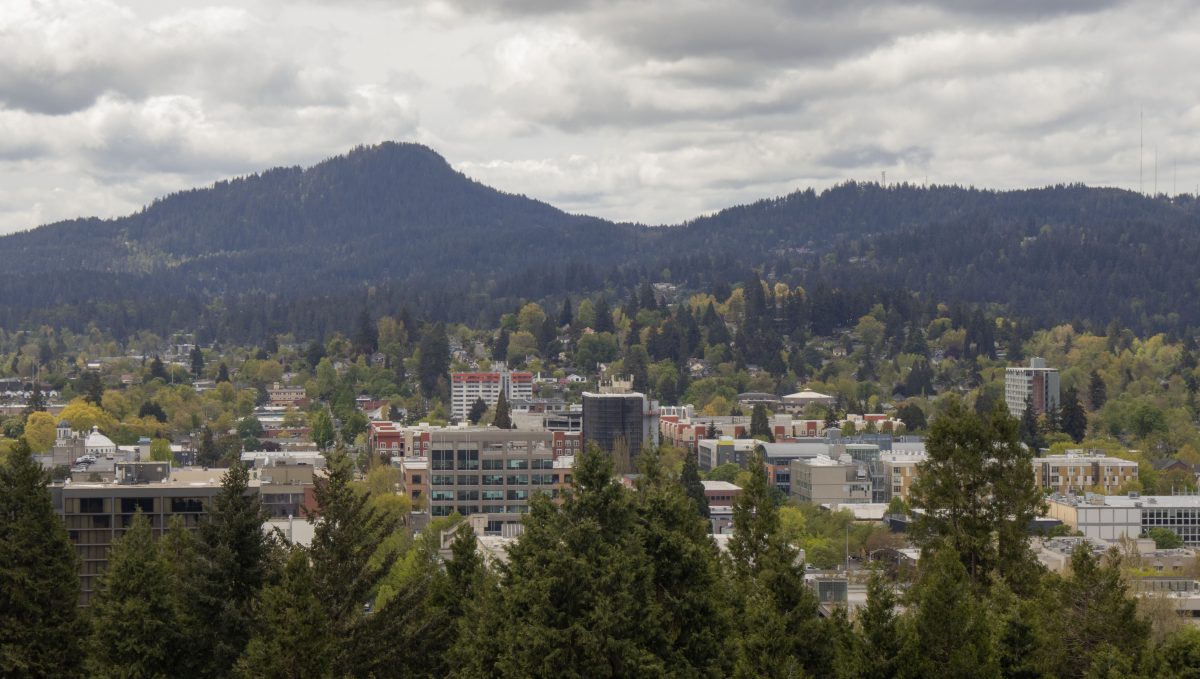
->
451, 362, 533, 419
1005, 357, 1060, 417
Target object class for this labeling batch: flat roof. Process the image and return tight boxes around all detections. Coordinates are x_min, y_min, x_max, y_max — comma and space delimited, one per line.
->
1050, 494, 1200, 508
702, 480, 741, 492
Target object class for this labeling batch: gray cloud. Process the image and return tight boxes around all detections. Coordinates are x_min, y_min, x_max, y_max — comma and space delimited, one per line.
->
0, 0, 1196, 234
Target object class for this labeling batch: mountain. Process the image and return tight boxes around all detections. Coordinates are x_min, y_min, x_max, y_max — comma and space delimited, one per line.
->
2, 141, 1199, 341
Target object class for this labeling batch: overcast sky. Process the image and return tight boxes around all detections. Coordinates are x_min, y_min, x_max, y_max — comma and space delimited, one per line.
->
2, 0, 1199, 234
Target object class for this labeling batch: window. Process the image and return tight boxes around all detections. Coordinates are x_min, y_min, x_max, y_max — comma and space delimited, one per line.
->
457, 475, 479, 486
483, 490, 504, 501
482, 474, 504, 485
482, 459, 504, 470
120, 498, 154, 514
411, 474, 422, 485
507, 475, 529, 485
432, 475, 454, 486
457, 450, 479, 470
506, 459, 529, 470
79, 498, 105, 514
507, 490, 529, 501
91, 515, 110, 529
170, 497, 204, 513
457, 490, 479, 501
432, 450, 454, 471
431, 490, 454, 501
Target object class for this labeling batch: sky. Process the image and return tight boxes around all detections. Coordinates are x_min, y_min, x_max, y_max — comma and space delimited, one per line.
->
2, 0, 1199, 234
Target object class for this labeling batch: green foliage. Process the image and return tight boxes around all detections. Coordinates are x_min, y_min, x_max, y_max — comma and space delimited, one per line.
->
679, 451, 710, 519
309, 409, 334, 451
236, 549, 334, 679
492, 390, 512, 430
0, 439, 82, 677
86, 512, 180, 678
749, 402, 774, 442
1146, 527, 1184, 549
467, 397, 487, 425
899, 547, 998, 678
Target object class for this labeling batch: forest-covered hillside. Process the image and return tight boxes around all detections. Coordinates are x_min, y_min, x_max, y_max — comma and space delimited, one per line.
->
2, 142, 1198, 342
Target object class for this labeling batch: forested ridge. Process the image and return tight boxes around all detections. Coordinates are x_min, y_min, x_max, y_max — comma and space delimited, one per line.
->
2, 141, 1199, 342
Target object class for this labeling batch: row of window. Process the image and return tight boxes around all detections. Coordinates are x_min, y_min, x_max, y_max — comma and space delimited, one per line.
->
432, 504, 535, 517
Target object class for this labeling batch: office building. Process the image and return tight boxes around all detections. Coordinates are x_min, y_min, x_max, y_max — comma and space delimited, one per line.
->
1032, 451, 1139, 495
789, 455, 872, 505
1045, 494, 1200, 546
1005, 357, 1060, 417
582, 385, 657, 459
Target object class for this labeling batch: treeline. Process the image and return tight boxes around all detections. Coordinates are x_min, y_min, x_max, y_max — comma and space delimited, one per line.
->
4, 143, 1200, 341
4, 402, 1200, 677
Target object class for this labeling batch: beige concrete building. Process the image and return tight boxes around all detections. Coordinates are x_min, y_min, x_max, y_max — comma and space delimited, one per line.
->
1032, 452, 1138, 494
879, 452, 926, 502
790, 455, 872, 505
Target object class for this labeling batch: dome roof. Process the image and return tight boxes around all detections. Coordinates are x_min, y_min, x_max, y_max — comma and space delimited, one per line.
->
85, 426, 115, 450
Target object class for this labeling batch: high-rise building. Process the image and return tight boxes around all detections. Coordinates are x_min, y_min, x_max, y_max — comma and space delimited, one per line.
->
581, 392, 658, 466
1005, 357, 1060, 417
450, 362, 533, 419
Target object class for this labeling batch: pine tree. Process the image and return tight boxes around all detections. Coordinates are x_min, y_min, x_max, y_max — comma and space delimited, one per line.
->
493, 390, 512, 429
899, 547, 998, 678
149, 355, 168, 381
859, 572, 902, 679
679, 450, 710, 519
235, 548, 334, 679
0, 438, 82, 677
86, 512, 180, 677
729, 450, 827, 677
78, 371, 105, 405
1059, 386, 1088, 443
181, 463, 276, 678
750, 403, 774, 442
1020, 394, 1043, 451
216, 362, 230, 383
352, 308, 378, 357
467, 397, 487, 425
558, 298, 573, 328
418, 322, 450, 398
190, 346, 205, 378
1089, 370, 1107, 410
592, 296, 614, 333
460, 444, 667, 675
309, 448, 404, 670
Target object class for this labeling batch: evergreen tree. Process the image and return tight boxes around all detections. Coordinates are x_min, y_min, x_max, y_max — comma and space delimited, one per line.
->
309, 448, 403, 662
1044, 547, 1149, 679
460, 444, 667, 675
705, 421, 718, 439
181, 463, 275, 678
728, 450, 827, 677
467, 397, 487, 425
750, 403, 774, 442
352, 308, 378, 357
858, 572, 902, 679
680, 451, 710, 519
1020, 395, 1043, 451
1060, 386, 1088, 443
305, 340, 326, 369
78, 371, 105, 405
149, 355, 168, 382
418, 322, 450, 398
187, 345, 204, 379
23, 380, 46, 416
1089, 370, 1108, 410
216, 362, 230, 383
909, 399, 1043, 590
86, 512, 180, 678
0, 438, 82, 678
898, 547, 998, 678
558, 298, 573, 328
236, 548, 334, 679
592, 296, 614, 333
493, 390, 512, 429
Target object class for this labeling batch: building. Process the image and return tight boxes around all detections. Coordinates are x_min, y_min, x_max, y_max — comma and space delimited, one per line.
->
789, 455, 872, 505
1032, 451, 1139, 495
53, 465, 241, 604
397, 429, 572, 534
781, 389, 835, 413
582, 389, 656, 459
1005, 357, 1060, 417
450, 362, 533, 419
267, 382, 307, 407
696, 437, 757, 471
701, 480, 742, 507
1045, 494, 1200, 546
879, 452, 926, 502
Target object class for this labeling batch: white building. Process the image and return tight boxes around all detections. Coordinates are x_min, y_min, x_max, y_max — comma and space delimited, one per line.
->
1046, 494, 1200, 546
450, 362, 533, 419
1005, 357, 1060, 417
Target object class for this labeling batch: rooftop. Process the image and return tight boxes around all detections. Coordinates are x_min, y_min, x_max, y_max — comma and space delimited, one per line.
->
701, 480, 741, 492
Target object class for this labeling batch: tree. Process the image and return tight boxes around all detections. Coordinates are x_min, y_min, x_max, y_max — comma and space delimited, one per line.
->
236, 548, 334, 679
139, 400, 168, 423
1089, 370, 1107, 410
1060, 386, 1088, 443
217, 362, 231, 383
728, 450, 827, 677
352, 308, 378, 357
86, 512, 180, 678
493, 390, 512, 430
458, 444, 668, 675
1020, 395, 1044, 451
899, 546, 998, 678
23, 380, 46, 417
558, 298, 573, 328
750, 403, 774, 442
909, 398, 1043, 590
418, 322, 450, 398
78, 370, 105, 405
0, 438, 82, 677
896, 402, 927, 431
308, 449, 403, 670
149, 355, 168, 382
1147, 527, 1184, 549
191, 345, 205, 377
149, 438, 173, 462
680, 451, 710, 519
467, 397, 487, 425
859, 572, 902, 679
180, 463, 275, 678
22, 411, 55, 453
310, 409, 335, 451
